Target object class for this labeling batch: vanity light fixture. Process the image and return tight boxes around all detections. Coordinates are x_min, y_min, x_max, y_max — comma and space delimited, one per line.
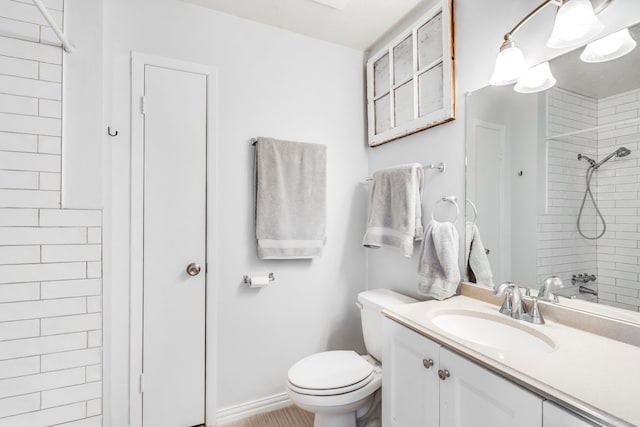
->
489, 0, 612, 89
580, 28, 637, 62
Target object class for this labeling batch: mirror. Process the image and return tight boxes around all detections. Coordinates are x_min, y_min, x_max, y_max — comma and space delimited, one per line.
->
465, 23, 640, 322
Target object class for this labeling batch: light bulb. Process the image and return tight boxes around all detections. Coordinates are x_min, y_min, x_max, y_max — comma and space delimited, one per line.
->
581, 28, 637, 63
547, 0, 603, 49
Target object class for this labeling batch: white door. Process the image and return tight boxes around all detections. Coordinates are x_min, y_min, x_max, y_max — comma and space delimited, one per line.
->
143, 64, 207, 427
470, 120, 507, 285
439, 347, 543, 427
382, 318, 440, 427
543, 401, 595, 427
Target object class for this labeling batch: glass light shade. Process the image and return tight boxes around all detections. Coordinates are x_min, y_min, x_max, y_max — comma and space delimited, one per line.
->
489, 45, 526, 86
547, 0, 604, 49
514, 62, 557, 93
580, 28, 637, 63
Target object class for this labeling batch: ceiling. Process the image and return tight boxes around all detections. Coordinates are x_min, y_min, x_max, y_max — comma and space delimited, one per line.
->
552, 23, 640, 99
182, 0, 425, 51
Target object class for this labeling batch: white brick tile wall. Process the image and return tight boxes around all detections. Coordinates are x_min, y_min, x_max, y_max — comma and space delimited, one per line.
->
0, 282, 39, 302
0, 132, 38, 152
41, 381, 101, 408
40, 209, 101, 226
0, 35, 61, 64
41, 313, 101, 336
0, 356, 39, 379
0, 2, 102, 424
41, 244, 101, 262
0, 319, 39, 341
0, 401, 86, 427
0, 188, 60, 207
0, 55, 38, 79
0, 208, 37, 225
542, 87, 640, 311
0, 262, 87, 284
41, 348, 101, 372
0, 367, 85, 399
0, 332, 86, 360
41, 278, 101, 299
0, 393, 40, 418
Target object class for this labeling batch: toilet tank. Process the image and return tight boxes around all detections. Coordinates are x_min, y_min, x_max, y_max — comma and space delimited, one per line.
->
358, 289, 417, 362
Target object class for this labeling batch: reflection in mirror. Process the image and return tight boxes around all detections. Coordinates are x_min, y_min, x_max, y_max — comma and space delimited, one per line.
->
466, 23, 640, 321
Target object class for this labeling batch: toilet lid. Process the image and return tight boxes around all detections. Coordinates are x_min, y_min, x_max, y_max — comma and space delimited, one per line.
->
288, 351, 374, 390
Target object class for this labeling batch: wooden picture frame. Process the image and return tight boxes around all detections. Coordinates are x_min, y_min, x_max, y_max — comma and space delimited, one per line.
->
366, 0, 455, 147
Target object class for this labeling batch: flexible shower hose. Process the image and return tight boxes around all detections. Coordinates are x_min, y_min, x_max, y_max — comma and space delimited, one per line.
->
577, 166, 606, 240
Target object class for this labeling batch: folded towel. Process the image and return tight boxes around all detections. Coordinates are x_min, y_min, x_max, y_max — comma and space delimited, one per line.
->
417, 220, 460, 300
464, 221, 493, 287
362, 164, 424, 258
255, 137, 326, 259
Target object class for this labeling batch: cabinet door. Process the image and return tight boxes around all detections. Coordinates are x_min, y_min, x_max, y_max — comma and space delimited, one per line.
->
383, 319, 440, 427
543, 401, 597, 427
439, 348, 543, 427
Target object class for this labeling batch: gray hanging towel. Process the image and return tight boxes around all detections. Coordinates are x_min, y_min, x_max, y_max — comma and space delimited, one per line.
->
363, 163, 424, 258
255, 137, 327, 259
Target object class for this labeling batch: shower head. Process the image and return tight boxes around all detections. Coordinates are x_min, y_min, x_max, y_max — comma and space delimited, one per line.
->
577, 153, 597, 167
616, 146, 631, 157
594, 146, 632, 169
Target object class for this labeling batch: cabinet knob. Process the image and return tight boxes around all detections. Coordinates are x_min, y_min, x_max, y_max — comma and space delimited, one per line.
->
438, 369, 450, 381
422, 358, 434, 369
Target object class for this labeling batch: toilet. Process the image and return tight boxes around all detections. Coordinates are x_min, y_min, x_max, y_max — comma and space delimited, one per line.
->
286, 289, 417, 427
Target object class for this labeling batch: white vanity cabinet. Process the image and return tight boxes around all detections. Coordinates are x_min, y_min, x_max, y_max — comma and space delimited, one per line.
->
543, 401, 596, 427
382, 317, 440, 426
383, 317, 543, 427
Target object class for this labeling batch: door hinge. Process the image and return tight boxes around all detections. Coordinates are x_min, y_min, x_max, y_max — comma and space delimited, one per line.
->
139, 373, 144, 394
140, 96, 147, 115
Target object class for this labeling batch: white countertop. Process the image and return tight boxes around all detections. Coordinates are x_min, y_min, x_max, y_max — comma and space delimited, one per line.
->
384, 295, 640, 427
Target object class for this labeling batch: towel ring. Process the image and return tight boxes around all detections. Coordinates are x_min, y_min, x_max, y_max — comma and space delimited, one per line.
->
466, 199, 478, 225
431, 196, 459, 223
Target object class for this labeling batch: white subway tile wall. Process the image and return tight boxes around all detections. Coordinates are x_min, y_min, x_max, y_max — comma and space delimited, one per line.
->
596, 88, 640, 311
540, 87, 640, 312
0, 1, 103, 426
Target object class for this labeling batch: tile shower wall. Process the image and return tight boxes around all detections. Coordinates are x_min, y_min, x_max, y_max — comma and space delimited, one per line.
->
539, 87, 640, 312
0, 1, 103, 426
595, 88, 640, 311
537, 88, 598, 286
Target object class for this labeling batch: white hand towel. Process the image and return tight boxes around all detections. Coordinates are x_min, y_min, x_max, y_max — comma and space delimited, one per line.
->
464, 221, 494, 287
255, 137, 326, 259
362, 164, 424, 258
418, 220, 460, 300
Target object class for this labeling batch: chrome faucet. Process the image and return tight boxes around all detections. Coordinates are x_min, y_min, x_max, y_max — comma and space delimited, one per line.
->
493, 282, 544, 325
539, 276, 562, 302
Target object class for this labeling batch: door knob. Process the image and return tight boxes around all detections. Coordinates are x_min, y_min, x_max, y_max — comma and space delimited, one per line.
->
186, 263, 201, 276
438, 369, 450, 381
422, 358, 434, 369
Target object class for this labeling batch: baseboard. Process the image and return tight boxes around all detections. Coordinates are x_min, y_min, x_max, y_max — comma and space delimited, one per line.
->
213, 392, 292, 425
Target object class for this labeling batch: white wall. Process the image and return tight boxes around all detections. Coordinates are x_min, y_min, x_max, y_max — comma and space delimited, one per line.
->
365, 0, 640, 298
0, 0, 103, 425
102, 0, 368, 424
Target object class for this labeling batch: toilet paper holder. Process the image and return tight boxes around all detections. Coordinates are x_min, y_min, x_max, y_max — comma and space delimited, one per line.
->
243, 273, 275, 286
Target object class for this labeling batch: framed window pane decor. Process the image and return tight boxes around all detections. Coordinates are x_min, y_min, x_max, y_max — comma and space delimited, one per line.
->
366, 1, 455, 147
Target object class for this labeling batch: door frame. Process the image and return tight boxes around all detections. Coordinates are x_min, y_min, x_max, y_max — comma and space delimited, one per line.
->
468, 119, 509, 283
130, 52, 219, 427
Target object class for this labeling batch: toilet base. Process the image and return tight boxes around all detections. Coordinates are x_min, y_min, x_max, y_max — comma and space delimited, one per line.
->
314, 412, 357, 427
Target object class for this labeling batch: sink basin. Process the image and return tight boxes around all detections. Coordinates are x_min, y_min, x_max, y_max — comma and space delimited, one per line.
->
430, 309, 557, 354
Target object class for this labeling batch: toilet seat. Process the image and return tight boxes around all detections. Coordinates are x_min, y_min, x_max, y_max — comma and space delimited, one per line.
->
288, 370, 375, 396
287, 351, 380, 398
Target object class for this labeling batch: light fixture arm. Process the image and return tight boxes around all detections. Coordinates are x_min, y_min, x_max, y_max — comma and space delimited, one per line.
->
503, 0, 560, 42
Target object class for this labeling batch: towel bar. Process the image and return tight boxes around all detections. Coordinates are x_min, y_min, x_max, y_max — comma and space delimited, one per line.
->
364, 162, 445, 181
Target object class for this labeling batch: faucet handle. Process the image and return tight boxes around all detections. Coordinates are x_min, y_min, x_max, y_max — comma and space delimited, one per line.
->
529, 298, 545, 325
